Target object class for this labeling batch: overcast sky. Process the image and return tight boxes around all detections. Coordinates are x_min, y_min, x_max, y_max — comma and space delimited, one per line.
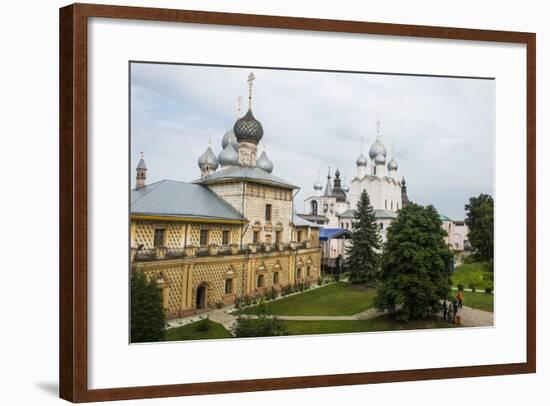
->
130, 62, 494, 220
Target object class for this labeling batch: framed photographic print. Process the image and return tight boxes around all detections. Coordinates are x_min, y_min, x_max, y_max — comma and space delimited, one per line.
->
59, 3, 536, 402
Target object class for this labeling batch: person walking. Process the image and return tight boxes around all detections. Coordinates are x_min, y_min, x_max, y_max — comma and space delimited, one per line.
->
442, 299, 448, 321
452, 299, 459, 325
456, 290, 464, 308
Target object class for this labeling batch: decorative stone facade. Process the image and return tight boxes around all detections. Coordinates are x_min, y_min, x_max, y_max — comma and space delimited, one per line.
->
133, 241, 321, 319
208, 182, 294, 245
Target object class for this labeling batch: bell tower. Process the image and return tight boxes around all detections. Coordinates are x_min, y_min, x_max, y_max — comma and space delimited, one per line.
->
136, 152, 147, 189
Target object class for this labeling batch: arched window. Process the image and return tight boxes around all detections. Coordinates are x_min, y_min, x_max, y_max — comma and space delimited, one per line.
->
311, 200, 318, 215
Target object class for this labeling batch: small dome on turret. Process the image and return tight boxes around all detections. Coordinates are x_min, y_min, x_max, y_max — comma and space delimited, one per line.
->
314, 182, 323, 191
198, 146, 218, 170
136, 153, 147, 170
256, 150, 274, 173
356, 154, 368, 166
387, 158, 398, 171
218, 141, 239, 167
374, 153, 386, 165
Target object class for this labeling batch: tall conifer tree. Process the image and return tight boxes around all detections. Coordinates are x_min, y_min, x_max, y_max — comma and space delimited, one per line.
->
345, 190, 381, 284
131, 271, 166, 343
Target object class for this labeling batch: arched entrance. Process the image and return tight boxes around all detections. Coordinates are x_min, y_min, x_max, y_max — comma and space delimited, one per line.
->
196, 285, 208, 309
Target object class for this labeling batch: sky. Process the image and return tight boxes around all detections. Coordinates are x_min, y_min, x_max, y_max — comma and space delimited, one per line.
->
130, 62, 495, 220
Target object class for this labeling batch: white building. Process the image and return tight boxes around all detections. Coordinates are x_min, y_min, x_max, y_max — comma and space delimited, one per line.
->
299, 122, 469, 267
301, 123, 409, 239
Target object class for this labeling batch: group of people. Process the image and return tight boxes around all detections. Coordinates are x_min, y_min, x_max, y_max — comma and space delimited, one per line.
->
442, 290, 465, 325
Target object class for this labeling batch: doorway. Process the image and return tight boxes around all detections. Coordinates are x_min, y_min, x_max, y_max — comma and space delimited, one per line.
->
196, 285, 207, 309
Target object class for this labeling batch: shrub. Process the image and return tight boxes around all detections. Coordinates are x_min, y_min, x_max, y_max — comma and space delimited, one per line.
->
484, 286, 494, 294
215, 301, 224, 309
468, 283, 476, 293
234, 296, 242, 309
334, 274, 340, 282
243, 295, 252, 306
195, 316, 210, 332
457, 284, 464, 292
234, 315, 288, 338
317, 276, 323, 286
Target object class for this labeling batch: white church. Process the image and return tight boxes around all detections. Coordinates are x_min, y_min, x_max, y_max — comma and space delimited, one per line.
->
301, 122, 408, 239
299, 122, 468, 266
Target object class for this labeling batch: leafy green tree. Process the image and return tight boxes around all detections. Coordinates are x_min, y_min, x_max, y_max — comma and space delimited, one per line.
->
131, 271, 166, 343
375, 204, 452, 320
465, 194, 494, 261
345, 190, 381, 284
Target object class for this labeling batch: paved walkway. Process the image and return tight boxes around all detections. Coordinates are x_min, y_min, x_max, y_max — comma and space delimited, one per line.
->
456, 305, 493, 327
167, 301, 388, 332
166, 295, 493, 333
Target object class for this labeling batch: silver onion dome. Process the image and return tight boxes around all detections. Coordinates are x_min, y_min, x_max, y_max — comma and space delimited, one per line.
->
342, 183, 350, 193
256, 150, 274, 173
356, 153, 368, 167
221, 128, 239, 150
387, 158, 398, 171
234, 109, 264, 144
218, 142, 239, 167
314, 181, 323, 191
197, 146, 219, 170
374, 153, 386, 165
369, 139, 387, 159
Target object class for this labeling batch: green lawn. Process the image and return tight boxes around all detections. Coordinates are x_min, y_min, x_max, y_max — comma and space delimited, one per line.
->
450, 290, 494, 312
165, 319, 232, 341
236, 282, 376, 316
280, 315, 455, 336
452, 261, 493, 290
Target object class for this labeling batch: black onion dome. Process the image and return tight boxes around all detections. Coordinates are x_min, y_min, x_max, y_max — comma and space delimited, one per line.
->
233, 109, 263, 144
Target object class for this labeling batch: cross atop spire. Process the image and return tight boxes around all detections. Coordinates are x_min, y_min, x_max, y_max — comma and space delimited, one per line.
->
360, 136, 364, 153
247, 72, 256, 110
237, 95, 242, 116
376, 120, 382, 138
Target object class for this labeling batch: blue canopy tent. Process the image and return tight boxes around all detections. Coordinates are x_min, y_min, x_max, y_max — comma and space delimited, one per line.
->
320, 227, 352, 275
320, 228, 352, 241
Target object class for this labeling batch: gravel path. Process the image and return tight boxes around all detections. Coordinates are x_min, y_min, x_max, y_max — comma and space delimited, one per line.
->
457, 305, 494, 327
